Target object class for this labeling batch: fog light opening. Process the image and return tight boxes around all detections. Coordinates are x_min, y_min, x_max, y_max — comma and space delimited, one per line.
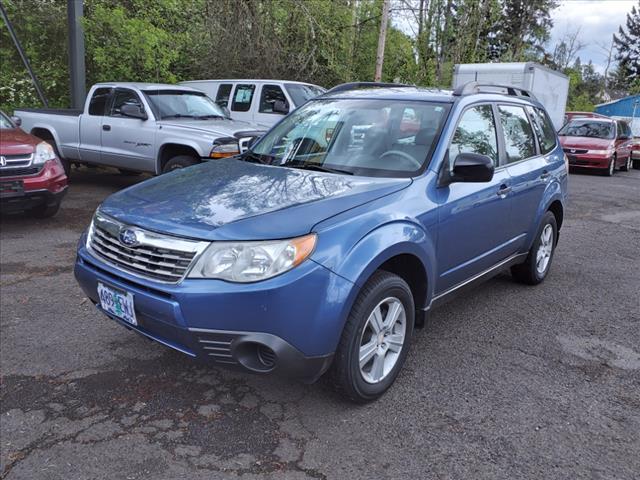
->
235, 342, 277, 372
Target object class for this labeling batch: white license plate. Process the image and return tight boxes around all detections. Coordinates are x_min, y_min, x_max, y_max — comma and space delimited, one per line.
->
97, 283, 137, 326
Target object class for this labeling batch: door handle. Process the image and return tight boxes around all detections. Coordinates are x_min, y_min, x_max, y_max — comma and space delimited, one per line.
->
102, 124, 111, 131
496, 185, 511, 197
540, 170, 551, 180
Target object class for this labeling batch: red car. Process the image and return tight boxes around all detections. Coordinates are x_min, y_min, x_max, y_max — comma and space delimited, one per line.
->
0, 110, 68, 217
563, 111, 607, 125
559, 117, 634, 175
631, 137, 640, 169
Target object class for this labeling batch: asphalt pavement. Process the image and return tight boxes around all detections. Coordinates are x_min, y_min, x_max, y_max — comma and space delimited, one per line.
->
1, 165, 639, 480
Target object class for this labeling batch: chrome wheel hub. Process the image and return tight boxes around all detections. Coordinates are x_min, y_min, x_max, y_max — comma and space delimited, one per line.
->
536, 224, 554, 275
359, 297, 406, 384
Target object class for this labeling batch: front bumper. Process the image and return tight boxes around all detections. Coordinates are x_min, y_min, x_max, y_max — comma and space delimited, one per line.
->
0, 159, 68, 212
74, 244, 354, 382
566, 153, 611, 169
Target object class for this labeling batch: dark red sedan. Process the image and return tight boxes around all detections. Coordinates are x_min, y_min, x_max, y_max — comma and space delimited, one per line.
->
559, 118, 634, 176
0, 110, 68, 217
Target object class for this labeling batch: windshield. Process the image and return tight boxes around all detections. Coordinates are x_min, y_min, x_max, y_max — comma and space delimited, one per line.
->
0, 112, 14, 129
558, 120, 614, 139
143, 90, 227, 119
249, 99, 449, 177
284, 83, 326, 107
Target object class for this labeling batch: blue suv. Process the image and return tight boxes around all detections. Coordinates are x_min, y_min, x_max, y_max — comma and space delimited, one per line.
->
75, 82, 568, 402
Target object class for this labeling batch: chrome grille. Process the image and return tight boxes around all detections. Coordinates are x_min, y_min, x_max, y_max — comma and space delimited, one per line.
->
238, 137, 253, 153
88, 212, 209, 283
0, 153, 34, 168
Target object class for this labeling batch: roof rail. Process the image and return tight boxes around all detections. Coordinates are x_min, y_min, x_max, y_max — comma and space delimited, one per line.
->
325, 81, 415, 94
453, 81, 536, 100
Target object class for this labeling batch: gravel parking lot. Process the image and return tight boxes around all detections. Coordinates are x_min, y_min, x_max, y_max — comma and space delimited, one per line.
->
1, 166, 639, 480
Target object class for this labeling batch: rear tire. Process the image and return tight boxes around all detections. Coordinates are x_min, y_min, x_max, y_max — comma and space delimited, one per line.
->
31, 200, 61, 219
511, 211, 557, 285
162, 155, 198, 173
330, 270, 414, 403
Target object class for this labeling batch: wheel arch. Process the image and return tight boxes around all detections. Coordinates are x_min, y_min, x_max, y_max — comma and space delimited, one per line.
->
157, 142, 202, 174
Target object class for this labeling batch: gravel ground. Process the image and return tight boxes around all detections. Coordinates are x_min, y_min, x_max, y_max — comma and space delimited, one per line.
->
1, 165, 639, 480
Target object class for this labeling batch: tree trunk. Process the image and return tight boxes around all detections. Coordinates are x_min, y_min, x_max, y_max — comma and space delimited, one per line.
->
374, 0, 391, 82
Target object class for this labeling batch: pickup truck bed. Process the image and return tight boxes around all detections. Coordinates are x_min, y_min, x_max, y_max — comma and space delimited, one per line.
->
15, 108, 83, 117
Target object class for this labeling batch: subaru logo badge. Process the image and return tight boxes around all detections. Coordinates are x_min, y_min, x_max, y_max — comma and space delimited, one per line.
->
570, 149, 576, 153
0, 156, 6, 167
119, 228, 139, 247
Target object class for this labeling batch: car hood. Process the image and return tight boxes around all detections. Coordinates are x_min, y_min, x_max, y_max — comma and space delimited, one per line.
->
0, 128, 39, 155
560, 136, 613, 150
100, 159, 411, 241
156, 118, 265, 139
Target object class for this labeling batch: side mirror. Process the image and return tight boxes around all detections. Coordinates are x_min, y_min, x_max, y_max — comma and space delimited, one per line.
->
10, 116, 22, 127
449, 152, 494, 183
120, 103, 147, 120
273, 99, 289, 114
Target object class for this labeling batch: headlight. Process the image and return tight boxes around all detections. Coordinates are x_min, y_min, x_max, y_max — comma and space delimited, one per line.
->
209, 138, 240, 159
33, 142, 56, 165
188, 234, 317, 282
588, 149, 613, 155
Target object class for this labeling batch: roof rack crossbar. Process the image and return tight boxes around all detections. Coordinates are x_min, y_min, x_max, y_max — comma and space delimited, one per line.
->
326, 82, 415, 94
453, 81, 536, 100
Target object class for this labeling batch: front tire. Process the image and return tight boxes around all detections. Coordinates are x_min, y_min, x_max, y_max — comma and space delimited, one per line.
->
330, 271, 414, 403
604, 156, 616, 176
162, 155, 198, 173
621, 156, 632, 172
511, 211, 557, 285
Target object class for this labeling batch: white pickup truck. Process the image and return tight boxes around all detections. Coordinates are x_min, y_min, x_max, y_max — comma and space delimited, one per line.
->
14, 82, 265, 175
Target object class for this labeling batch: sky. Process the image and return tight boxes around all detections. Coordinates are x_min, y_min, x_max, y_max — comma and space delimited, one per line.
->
549, 0, 636, 72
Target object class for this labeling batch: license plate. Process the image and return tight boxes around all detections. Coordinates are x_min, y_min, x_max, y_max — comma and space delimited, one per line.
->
0, 180, 24, 197
97, 283, 137, 326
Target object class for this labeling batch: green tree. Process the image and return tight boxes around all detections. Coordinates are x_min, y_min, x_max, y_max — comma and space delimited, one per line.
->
613, 1, 640, 88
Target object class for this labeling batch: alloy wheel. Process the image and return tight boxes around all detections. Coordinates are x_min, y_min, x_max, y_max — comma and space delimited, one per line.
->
536, 224, 554, 275
358, 297, 406, 384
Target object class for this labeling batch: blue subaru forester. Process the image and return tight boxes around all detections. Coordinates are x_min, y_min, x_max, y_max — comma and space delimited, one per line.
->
75, 82, 568, 402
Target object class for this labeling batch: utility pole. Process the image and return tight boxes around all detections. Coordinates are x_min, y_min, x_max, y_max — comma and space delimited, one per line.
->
67, 0, 86, 109
374, 0, 390, 82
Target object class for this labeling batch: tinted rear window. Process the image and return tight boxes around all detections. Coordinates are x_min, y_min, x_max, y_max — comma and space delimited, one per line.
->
527, 106, 557, 154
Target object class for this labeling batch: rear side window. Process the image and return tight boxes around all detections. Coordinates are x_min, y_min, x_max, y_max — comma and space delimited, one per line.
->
259, 85, 288, 114
527, 106, 556, 154
215, 84, 232, 107
231, 84, 256, 112
498, 105, 536, 163
88, 87, 111, 116
110, 89, 143, 117
450, 104, 499, 166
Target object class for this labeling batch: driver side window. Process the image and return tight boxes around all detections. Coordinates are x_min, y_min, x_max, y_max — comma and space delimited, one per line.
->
450, 105, 498, 167
110, 89, 143, 118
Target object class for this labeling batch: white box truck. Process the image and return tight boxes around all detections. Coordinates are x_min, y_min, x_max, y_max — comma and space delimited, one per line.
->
452, 62, 570, 130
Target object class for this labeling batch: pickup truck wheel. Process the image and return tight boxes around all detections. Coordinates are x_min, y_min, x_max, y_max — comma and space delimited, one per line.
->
31, 200, 61, 219
162, 155, 198, 173
330, 271, 414, 403
511, 211, 557, 285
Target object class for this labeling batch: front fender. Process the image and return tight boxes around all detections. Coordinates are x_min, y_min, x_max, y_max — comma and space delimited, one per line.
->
315, 220, 436, 312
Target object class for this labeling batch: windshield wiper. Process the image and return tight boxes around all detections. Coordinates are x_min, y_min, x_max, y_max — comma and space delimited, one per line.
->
241, 151, 275, 164
286, 163, 354, 175
195, 114, 226, 120
161, 114, 195, 119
